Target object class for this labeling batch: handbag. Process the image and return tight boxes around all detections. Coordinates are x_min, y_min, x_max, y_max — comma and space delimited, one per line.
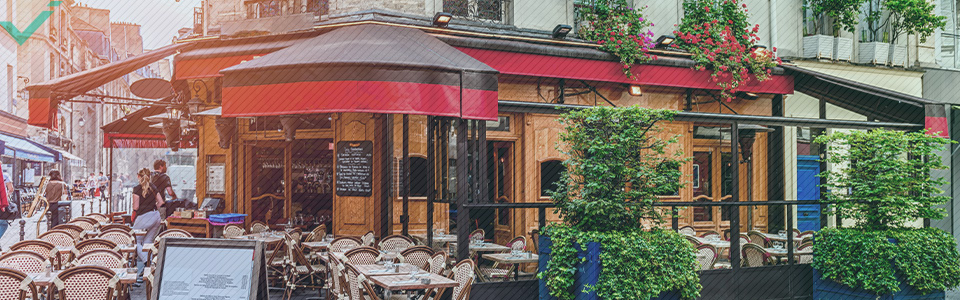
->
0, 200, 19, 220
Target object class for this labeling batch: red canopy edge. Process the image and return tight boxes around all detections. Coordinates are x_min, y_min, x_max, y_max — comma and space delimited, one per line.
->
103, 133, 197, 149
455, 47, 794, 95
27, 42, 195, 129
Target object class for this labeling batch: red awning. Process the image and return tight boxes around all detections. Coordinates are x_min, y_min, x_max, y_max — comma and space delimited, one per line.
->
174, 33, 316, 80
101, 105, 197, 149
220, 24, 499, 121
27, 42, 194, 129
455, 47, 794, 95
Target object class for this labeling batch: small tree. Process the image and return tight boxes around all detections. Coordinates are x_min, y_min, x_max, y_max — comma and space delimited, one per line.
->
807, 0, 865, 35
552, 106, 686, 232
885, 0, 946, 45
814, 129, 951, 230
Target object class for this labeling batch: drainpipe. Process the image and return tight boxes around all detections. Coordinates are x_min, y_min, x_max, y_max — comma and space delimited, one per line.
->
769, 0, 777, 52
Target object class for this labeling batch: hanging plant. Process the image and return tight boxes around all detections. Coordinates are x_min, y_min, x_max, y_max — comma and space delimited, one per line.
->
674, 0, 781, 101
577, 0, 656, 78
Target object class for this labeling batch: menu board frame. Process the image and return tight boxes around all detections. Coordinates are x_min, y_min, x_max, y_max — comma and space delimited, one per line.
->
335, 140, 374, 197
150, 238, 267, 300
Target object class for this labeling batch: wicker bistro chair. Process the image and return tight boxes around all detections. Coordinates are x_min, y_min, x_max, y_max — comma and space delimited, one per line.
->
98, 224, 131, 233
280, 234, 324, 300
222, 224, 246, 239
344, 246, 382, 265
479, 236, 528, 281
288, 228, 303, 242
695, 244, 719, 270
157, 229, 192, 239
85, 214, 110, 224
430, 251, 449, 276
0, 267, 39, 300
71, 239, 118, 264
798, 230, 816, 238
249, 221, 269, 234
38, 230, 76, 269
469, 229, 485, 242
699, 231, 722, 241
329, 237, 362, 253
303, 224, 327, 243
450, 259, 476, 300
398, 246, 435, 271
747, 230, 770, 248
797, 244, 813, 264
68, 218, 97, 232
0, 251, 47, 273
74, 250, 125, 269
97, 231, 133, 246
684, 235, 701, 247
51, 225, 85, 240
343, 263, 364, 300
360, 231, 376, 247
325, 254, 347, 300
378, 235, 415, 253
678, 226, 696, 236
742, 243, 774, 267
9, 240, 55, 259
54, 265, 118, 300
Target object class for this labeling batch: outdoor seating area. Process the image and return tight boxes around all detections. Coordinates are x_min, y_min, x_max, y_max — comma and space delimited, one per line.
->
680, 226, 815, 270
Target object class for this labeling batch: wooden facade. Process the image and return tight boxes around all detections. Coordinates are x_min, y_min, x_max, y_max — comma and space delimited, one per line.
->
190, 72, 776, 242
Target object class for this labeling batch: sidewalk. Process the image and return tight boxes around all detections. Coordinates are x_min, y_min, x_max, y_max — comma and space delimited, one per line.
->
0, 197, 109, 251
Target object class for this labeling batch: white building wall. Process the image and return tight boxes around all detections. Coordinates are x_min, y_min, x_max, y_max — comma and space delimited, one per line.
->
0, 0, 16, 114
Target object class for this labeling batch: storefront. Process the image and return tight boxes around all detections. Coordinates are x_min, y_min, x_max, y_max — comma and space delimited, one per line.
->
0, 132, 61, 187
170, 20, 795, 246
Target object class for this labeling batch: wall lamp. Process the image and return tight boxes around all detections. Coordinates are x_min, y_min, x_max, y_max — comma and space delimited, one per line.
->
750, 45, 768, 56
433, 12, 453, 27
628, 85, 643, 96
655, 35, 675, 48
736, 91, 759, 100
552, 24, 572, 39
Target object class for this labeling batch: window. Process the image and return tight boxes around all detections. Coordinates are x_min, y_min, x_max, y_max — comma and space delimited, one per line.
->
407, 157, 430, 197
443, 0, 510, 24
540, 160, 565, 198
693, 151, 712, 222
247, 0, 281, 19
49, 54, 56, 80
306, 0, 329, 15
6, 65, 12, 112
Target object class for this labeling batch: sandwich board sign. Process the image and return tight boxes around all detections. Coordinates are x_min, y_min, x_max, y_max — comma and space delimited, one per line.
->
151, 238, 267, 300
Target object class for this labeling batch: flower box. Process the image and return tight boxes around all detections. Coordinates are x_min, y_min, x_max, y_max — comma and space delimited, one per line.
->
889, 44, 907, 67
834, 37, 853, 61
857, 42, 890, 65
803, 35, 834, 59
538, 235, 680, 300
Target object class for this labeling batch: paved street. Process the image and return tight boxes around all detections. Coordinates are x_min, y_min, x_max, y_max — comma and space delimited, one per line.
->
0, 197, 109, 251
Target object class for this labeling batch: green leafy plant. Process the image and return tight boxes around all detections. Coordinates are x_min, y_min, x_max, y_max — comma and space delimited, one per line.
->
674, 0, 781, 101
863, 0, 886, 42
885, 0, 947, 44
813, 129, 960, 295
815, 129, 952, 230
806, 0, 865, 35
576, 0, 656, 78
538, 106, 699, 300
813, 227, 960, 295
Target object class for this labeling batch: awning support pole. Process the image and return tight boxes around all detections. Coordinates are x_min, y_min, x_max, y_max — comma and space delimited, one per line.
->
456, 120, 470, 262
730, 122, 741, 269
402, 115, 410, 236
108, 138, 113, 214
426, 116, 435, 246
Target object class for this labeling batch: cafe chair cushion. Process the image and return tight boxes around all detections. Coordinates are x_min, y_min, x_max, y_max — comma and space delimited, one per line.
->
0, 251, 47, 274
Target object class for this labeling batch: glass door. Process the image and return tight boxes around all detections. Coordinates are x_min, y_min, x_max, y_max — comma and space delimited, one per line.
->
692, 147, 733, 235
249, 143, 286, 225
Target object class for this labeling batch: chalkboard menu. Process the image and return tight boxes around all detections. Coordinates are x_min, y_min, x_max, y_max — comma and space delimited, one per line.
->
336, 141, 373, 196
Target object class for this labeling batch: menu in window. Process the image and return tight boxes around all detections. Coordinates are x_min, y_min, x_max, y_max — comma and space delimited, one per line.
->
335, 141, 373, 197
157, 245, 254, 300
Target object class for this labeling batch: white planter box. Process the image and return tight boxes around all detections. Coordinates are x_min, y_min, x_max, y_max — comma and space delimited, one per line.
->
857, 42, 889, 65
833, 37, 852, 61
888, 44, 907, 67
803, 35, 834, 59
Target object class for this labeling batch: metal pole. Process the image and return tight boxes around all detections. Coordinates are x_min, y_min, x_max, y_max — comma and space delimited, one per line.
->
108, 138, 113, 214
730, 122, 741, 269
426, 117, 435, 246
402, 115, 409, 235
455, 120, 470, 262
787, 204, 795, 265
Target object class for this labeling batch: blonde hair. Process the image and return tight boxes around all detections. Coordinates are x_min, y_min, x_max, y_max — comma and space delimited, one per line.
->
138, 168, 152, 195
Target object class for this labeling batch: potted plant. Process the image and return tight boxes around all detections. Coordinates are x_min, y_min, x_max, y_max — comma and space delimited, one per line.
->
673, 0, 781, 101
575, 0, 656, 78
538, 106, 700, 300
805, 0, 862, 60
857, 0, 889, 64
812, 129, 960, 299
884, 0, 946, 66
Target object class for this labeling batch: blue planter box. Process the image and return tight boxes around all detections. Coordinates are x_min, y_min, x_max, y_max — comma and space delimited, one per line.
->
813, 237, 944, 300
538, 235, 680, 300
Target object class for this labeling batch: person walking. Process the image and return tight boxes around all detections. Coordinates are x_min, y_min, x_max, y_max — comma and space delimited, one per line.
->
86, 173, 97, 199
132, 168, 164, 286
97, 172, 109, 201
44, 171, 69, 227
